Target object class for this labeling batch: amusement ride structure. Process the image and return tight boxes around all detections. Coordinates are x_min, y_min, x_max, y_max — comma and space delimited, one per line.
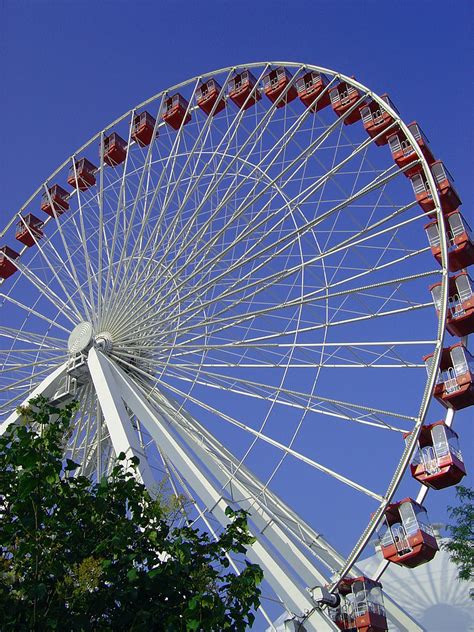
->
1, 63, 472, 630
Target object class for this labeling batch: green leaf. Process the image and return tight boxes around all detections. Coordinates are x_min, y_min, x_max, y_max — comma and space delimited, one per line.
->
46, 472, 59, 484
127, 568, 138, 582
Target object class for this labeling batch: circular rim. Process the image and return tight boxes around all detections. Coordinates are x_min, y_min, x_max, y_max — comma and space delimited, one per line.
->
0, 62, 450, 616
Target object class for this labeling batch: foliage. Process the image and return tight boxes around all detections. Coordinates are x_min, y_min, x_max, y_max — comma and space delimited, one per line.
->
0, 397, 263, 630
443, 485, 473, 583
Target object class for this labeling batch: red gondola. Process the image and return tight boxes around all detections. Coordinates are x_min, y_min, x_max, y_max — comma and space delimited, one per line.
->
430, 273, 474, 337
102, 132, 127, 166
405, 422, 466, 490
15, 214, 44, 247
329, 81, 364, 125
131, 111, 157, 146
425, 210, 474, 272
387, 122, 435, 177
431, 162, 462, 213
162, 93, 191, 130
424, 343, 474, 410
262, 66, 297, 108
41, 184, 69, 217
359, 94, 398, 146
228, 70, 261, 110
410, 161, 461, 214
0, 246, 20, 279
295, 71, 331, 112
332, 577, 388, 632
67, 158, 97, 191
379, 499, 438, 568
196, 79, 226, 116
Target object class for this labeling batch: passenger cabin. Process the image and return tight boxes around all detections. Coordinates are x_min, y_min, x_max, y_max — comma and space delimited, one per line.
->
102, 133, 127, 166
410, 161, 462, 215
328, 81, 364, 125
431, 161, 462, 213
359, 94, 398, 146
15, 214, 44, 247
162, 93, 191, 130
67, 158, 97, 191
132, 111, 157, 146
262, 66, 297, 108
424, 343, 474, 410
41, 184, 69, 217
425, 210, 474, 272
405, 422, 466, 490
430, 273, 474, 337
380, 498, 438, 568
196, 79, 226, 116
295, 71, 331, 112
387, 122, 435, 177
228, 70, 261, 110
0, 246, 20, 279
332, 577, 388, 632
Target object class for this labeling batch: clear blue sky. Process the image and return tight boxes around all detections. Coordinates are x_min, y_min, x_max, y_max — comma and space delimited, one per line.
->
1, 0, 472, 573
1, 0, 472, 216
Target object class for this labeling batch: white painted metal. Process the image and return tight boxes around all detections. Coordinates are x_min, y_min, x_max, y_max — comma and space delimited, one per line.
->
87, 347, 156, 490
108, 356, 424, 631
103, 353, 337, 631
0, 362, 67, 434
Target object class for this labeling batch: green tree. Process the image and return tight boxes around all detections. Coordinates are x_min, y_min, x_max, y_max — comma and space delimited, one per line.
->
443, 485, 473, 582
0, 397, 262, 631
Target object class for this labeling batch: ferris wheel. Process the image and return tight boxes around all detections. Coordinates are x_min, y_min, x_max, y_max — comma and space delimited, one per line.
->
1, 62, 472, 631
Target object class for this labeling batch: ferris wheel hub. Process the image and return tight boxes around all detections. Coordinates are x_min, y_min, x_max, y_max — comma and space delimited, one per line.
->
67, 321, 93, 354
94, 331, 114, 354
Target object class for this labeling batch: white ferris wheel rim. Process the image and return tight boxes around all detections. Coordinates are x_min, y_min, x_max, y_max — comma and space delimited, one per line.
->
0, 61, 450, 626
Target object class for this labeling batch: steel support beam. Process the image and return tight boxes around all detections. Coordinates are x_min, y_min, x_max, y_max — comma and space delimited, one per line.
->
87, 348, 156, 490
0, 362, 67, 435
105, 356, 337, 631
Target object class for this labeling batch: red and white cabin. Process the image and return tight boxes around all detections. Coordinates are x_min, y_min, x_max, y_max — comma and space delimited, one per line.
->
328, 81, 364, 125
41, 184, 69, 217
431, 161, 462, 213
0, 246, 20, 279
295, 71, 331, 112
228, 70, 262, 110
405, 422, 466, 490
387, 122, 435, 177
196, 79, 226, 116
162, 93, 191, 130
331, 577, 388, 632
410, 161, 461, 215
379, 499, 438, 568
15, 214, 44, 248
431, 273, 474, 337
67, 158, 97, 191
102, 133, 127, 166
132, 111, 157, 146
359, 94, 398, 146
425, 210, 474, 272
424, 343, 474, 410
262, 66, 297, 108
